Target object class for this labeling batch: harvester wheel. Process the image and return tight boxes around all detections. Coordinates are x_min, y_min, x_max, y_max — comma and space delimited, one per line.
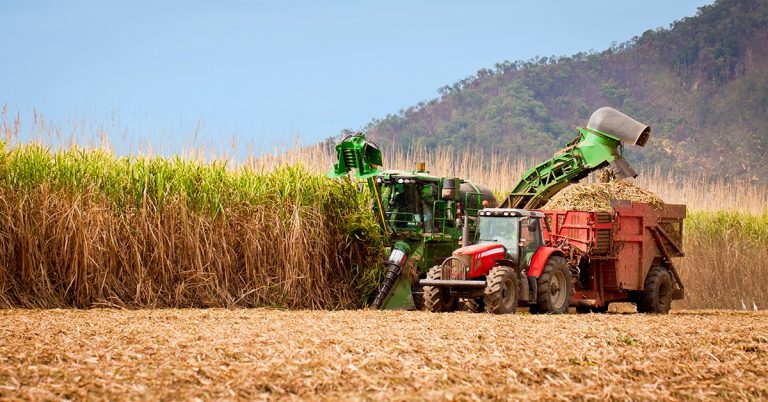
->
637, 266, 672, 314
459, 298, 484, 313
422, 266, 458, 313
483, 266, 518, 314
535, 256, 572, 314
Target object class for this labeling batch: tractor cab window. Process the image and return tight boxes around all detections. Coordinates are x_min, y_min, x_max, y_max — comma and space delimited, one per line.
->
519, 217, 542, 269
476, 216, 520, 262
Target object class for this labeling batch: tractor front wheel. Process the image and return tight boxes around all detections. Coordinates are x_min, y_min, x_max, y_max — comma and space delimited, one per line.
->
637, 266, 672, 314
534, 256, 572, 314
483, 266, 518, 314
422, 266, 458, 313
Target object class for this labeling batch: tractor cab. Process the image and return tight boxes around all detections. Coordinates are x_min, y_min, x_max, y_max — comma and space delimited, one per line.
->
475, 208, 545, 270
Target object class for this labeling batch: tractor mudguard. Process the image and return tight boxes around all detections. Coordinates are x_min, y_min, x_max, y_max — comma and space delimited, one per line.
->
527, 247, 564, 278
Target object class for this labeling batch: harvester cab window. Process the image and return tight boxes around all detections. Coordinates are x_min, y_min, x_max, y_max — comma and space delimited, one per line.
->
421, 184, 434, 232
385, 182, 423, 230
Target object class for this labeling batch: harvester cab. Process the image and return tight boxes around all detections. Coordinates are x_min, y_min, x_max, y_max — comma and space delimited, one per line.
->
327, 133, 497, 311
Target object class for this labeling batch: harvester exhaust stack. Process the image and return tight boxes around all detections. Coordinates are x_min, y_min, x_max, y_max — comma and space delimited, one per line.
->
587, 107, 650, 147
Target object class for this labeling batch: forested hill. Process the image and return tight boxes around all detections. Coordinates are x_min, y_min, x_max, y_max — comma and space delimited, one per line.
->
367, 0, 768, 181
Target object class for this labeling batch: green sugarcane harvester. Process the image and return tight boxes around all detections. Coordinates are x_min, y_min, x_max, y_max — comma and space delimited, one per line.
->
328, 107, 650, 309
327, 135, 497, 309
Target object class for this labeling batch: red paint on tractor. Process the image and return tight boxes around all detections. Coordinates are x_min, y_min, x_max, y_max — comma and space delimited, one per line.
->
527, 246, 563, 278
453, 243, 506, 277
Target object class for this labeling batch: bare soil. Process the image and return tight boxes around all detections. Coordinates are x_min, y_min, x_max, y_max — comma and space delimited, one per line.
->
1, 309, 766, 401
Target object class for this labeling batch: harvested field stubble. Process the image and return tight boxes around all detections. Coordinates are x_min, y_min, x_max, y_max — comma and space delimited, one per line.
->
0, 309, 767, 400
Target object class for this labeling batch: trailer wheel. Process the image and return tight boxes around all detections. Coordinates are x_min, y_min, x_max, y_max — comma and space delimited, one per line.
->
422, 266, 458, 313
638, 266, 672, 314
484, 266, 518, 314
535, 256, 572, 314
459, 298, 484, 313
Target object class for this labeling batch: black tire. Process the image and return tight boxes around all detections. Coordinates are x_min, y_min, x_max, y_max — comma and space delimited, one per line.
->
459, 298, 484, 313
535, 256, 573, 314
411, 283, 424, 311
637, 266, 672, 314
483, 266, 518, 314
422, 266, 458, 313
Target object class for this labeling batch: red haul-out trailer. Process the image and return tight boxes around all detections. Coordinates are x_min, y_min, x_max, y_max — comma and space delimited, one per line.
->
419, 201, 686, 314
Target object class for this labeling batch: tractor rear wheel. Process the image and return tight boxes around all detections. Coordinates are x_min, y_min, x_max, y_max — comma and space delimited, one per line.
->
422, 266, 458, 313
637, 266, 672, 314
535, 256, 572, 314
483, 266, 518, 314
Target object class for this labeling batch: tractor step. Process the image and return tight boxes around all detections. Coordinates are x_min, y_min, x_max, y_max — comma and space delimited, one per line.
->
419, 279, 487, 288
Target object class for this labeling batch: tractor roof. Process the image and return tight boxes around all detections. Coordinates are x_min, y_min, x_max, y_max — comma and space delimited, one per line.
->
478, 208, 545, 218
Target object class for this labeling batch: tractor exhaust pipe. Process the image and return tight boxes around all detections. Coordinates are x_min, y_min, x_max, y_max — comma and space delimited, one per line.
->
587, 107, 650, 147
461, 214, 470, 248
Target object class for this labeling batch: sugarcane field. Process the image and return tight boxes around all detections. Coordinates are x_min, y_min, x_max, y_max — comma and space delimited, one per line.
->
2, 0, 768, 400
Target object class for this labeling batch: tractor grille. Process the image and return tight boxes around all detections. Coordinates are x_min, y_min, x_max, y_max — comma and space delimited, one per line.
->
441, 256, 470, 280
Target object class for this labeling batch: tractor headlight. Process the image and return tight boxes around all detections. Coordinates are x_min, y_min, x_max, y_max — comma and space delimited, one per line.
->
397, 178, 404, 183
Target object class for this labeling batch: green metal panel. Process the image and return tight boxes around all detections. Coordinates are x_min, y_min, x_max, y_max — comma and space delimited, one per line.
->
421, 239, 460, 273
380, 275, 416, 310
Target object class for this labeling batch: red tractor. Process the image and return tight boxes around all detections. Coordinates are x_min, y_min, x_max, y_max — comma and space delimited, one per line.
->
420, 208, 571, 314
419, 202, 685, 314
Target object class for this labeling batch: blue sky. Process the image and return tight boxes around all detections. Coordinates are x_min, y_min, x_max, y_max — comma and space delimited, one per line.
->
1, 0, 713, 155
